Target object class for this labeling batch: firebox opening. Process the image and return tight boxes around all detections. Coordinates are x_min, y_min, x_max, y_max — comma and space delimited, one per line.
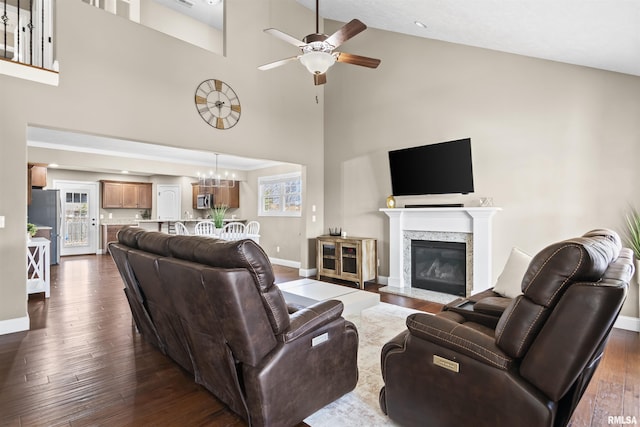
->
411, 240, 466, 296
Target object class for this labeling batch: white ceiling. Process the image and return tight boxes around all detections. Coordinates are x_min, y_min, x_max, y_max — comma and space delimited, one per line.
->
297, 0, 640, 77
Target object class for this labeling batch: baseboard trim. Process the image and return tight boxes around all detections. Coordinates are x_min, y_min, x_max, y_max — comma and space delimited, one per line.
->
269, 258, 316, 278
299, 268, 316, 278
614, 315, 640, 332
0, 315, 30, 336
269, 257, 301, 269
377, 275, 389, 285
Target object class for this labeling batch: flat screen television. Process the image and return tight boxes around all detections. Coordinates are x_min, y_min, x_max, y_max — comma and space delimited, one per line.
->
388, 138, 474, 196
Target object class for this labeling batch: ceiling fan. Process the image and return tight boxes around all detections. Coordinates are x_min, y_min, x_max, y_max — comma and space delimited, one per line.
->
258, 0, 381, 85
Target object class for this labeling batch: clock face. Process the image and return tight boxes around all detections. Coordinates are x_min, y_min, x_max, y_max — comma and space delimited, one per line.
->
195, 79, 241, 130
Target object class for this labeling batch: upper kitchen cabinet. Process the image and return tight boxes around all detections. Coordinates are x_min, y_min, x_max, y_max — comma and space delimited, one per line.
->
27, 164, 48, 205
192, 181, 239, 209
214, 181, 239, 208
29, 165, 47, 188
101, 180, 152, 209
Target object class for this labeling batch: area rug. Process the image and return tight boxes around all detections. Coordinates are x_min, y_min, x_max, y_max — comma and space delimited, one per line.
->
304, 303, 423, 426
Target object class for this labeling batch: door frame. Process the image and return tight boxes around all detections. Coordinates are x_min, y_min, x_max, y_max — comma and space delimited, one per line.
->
53, 180, 100, 256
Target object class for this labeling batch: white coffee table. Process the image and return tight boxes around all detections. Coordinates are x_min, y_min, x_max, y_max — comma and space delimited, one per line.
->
278, 278, 380, 316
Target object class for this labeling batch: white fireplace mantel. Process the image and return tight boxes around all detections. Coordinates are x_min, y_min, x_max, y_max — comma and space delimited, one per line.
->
380, 207, 501, 295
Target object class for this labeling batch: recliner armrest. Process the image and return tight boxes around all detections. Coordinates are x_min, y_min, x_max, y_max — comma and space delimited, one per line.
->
406, 313, 513, 370
281, 299, 344, 343
474, 296, 512, 316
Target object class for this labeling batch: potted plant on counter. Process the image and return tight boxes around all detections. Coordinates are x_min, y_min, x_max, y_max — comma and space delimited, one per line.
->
27, 223, 38, 241
211, 204, 228, 229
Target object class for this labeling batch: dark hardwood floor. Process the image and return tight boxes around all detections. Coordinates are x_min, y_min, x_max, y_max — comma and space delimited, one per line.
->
0, 254, 637, 426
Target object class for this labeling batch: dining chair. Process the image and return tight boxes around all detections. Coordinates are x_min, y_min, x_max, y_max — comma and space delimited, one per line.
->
194, 221, 216, 236
174, 222, 190, 235
220, 222, 246, 240
245, 221, 260, 235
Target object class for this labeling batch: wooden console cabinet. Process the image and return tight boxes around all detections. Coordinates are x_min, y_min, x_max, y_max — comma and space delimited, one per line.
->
101, 180, 152, 209
316, 235, 377, 289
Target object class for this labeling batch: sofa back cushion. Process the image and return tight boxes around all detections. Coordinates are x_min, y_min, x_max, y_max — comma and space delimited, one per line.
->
495, 229, 621, 359
117, 226, 289, 335
116, 225, 145, 248
170, 236, 289, 335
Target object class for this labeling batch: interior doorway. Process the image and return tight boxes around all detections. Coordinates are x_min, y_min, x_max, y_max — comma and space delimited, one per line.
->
54, 180, 99, 256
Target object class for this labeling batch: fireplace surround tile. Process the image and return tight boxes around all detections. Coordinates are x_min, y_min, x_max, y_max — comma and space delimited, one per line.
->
403, 231, 473, 296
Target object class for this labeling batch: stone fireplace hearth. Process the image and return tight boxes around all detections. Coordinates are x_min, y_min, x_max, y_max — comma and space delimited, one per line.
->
381, 207, 500, 296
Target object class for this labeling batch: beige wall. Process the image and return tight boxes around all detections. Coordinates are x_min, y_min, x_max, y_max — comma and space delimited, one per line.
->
244, 163, 304, 264
0, 0, 325, 330
324, 22, 640, 317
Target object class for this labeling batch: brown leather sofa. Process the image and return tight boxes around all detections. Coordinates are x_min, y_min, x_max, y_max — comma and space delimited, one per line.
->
379, 229, 633, 427
109, 226, 358, 427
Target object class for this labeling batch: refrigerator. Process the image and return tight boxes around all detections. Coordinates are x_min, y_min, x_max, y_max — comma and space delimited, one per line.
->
28, 189, 61, 264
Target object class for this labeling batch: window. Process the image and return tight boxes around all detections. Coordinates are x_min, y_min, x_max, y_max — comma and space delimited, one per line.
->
259, 172, 302, 217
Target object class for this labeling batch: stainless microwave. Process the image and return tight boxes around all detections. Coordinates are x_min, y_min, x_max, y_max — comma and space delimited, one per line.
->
197, 194, 212, 209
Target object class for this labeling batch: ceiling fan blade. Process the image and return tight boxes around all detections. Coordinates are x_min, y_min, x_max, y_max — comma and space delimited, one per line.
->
263, 28, 307, 48
258, 56, 299, 71
314, 73, 327, 85
325, 19, 367, 49
336, 52, 381, 69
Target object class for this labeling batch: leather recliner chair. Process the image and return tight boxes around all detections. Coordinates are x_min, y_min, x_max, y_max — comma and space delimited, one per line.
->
379, 229, 633, 427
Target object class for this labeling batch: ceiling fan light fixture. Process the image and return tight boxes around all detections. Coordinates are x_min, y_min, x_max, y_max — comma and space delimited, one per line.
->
299, 51, 336, 75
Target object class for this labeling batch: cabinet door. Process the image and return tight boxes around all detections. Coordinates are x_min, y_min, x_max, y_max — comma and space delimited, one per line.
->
137, 184, 152, 209
318, 241, 338, 274
122, 184, 138, 208
30, 165, 47, 187
212, 181, 239, 208
340, 243, 360, 279
102, 182, 123, 208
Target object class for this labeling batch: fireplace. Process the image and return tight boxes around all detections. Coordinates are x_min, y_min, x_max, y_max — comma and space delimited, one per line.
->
411, 240, 466, 296
380, 207, 501, 295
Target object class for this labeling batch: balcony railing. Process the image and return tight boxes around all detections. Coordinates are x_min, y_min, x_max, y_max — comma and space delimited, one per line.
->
1, 0, 55, 71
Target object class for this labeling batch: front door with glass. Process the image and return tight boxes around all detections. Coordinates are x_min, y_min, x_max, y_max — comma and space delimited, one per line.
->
56, 181, 99, 256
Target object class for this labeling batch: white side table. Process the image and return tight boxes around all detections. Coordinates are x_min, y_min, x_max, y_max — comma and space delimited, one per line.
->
27, 237, 50, 298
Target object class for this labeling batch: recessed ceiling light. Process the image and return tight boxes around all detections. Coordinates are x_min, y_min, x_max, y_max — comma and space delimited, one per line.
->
414, 21, 427, 29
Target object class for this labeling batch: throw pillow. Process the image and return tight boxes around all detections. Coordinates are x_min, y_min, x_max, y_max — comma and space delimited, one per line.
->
493, 247, 532, 299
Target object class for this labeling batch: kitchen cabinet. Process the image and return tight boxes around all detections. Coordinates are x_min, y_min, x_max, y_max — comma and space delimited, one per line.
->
27, 164, 48, 205
316, 235, 378, 289
192, 181, 239, 209
30, 165, 47, 187
101, 180, 152, 209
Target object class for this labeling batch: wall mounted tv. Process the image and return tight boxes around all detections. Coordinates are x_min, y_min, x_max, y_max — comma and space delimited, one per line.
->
388, 138, 474, 196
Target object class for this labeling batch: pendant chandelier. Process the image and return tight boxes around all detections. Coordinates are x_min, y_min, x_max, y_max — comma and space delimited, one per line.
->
198, 153, 236, 194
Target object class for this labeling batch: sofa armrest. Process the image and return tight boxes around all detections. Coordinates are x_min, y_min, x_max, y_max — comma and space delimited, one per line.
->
281, 299, 344, 343
406, 313, 513, 370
